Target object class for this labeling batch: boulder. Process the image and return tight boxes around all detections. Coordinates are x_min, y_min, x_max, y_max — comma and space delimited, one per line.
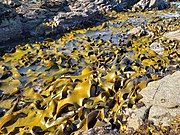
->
140, 71, 180, 108
126, 71, 180, 129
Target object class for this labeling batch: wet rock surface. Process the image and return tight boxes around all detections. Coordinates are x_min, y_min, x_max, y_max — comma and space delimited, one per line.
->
0, 3, 22, 43
0, 1, 179, 135
0, 0, 171, 44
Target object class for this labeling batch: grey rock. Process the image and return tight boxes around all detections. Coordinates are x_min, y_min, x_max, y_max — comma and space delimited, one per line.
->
163, 29, 180, 41
0, 0, 170, 43
140, 71, 180, 108
126, 106, 148, 130
149, 105, 180, 126
0, 3, 22, 43
132, 0, 170, 11
127, 26, 147, 37
126, 71, 180, 128
150, 42, 164, 55
140, 71, 180, 126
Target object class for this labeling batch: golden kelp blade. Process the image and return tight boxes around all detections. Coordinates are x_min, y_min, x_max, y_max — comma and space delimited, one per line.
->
55, 79, 91, 118
0, 8, 179, 135
0, 78, 20, 95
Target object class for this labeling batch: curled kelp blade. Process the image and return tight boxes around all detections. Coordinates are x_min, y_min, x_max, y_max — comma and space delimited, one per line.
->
0, 7, 180, 134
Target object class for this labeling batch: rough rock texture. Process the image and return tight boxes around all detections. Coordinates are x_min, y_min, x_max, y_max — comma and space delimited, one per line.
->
163, 29, 180, 41
150, 42, 164, 55
0, 3, 22, 43
80, 125, 119, 135
126, 106, 148, 130
126, 71, 180, 129
140, 71, 180, 108
132, 0, 170, 11
0, 0, 170, 43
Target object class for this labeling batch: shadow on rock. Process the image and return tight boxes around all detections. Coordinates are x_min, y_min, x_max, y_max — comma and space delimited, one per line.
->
0, 0, 171, 55
0, 1, 111, 55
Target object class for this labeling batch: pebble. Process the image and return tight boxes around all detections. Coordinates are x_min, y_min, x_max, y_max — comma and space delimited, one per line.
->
150, 42, 164, 55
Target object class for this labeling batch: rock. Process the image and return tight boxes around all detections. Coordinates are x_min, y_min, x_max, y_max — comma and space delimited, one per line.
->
140, 71, 180, 108
42, 0, 69, 11
80, 125, 119, 135
163, 29, 180, 41
140, 71, 180, 126
126, 106, 148, 130
0, 3, 22, 43
132, 0, 170, 11
35, 11, 104, 37
148, 105, 180, 126
127, 26, 147, 37
150, 42, 164, 55
127, 27, 142, 35
0, 0, 171, 44
126, 71, 180, 128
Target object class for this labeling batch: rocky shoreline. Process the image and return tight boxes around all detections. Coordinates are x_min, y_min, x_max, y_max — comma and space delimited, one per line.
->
0, 1, 179, 135
0, 0, 170, 45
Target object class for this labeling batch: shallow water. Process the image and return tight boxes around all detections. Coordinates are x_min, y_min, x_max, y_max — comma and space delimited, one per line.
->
0, 6, 180, 135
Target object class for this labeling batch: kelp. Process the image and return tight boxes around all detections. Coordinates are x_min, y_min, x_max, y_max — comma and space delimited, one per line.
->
0, 8, 180, 135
